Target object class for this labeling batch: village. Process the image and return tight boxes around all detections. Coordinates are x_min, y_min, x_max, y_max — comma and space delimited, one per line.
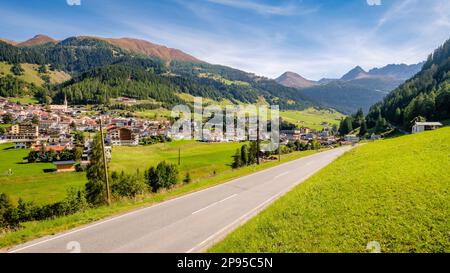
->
1, 97, 443, 173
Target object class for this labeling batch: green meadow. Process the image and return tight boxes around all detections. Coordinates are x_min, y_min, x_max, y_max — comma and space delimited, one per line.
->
279, 108, 344, 130
210, 127, 450, 253
0, 144, 86, 205
0, 140, 309, 206
110, 140, 243, 181
0, 62, 70, 86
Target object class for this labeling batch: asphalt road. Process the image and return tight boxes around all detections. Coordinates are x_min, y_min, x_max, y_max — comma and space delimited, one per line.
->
9, 146, 353, 253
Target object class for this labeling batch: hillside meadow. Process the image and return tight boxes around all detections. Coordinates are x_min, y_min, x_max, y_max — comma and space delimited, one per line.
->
0, 62, 70, 86
210, 127, 450, 253
280, 108, 344, 130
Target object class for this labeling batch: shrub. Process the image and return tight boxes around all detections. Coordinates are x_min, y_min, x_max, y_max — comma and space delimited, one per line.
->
183, 172, 192, 184
75, 163, 85, 172
0, 188, 88, 230
0, 193, 15, 229
112, 171, 146, 198
61, 187, 88, 215
146, 161, 179, 192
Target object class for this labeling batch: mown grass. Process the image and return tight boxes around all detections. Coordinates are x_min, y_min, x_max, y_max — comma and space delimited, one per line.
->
0, 148, 319, 249
280, 108, 344, 130
0, 140, 249, 204
110, 140, 243, 181
210, 127, 450, 253
0, 144, 86, 205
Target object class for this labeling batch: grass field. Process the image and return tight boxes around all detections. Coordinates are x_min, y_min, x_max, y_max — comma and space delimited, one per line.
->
210, 127, 450, 253
110, 140, 243, 181
280, 108, 344, 130
0, 144, 86, 205
1, 96, 39, 105
134, 108, 173, 120
0, 139, 310, 205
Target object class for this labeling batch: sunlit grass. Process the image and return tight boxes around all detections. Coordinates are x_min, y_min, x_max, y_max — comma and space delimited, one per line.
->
209, 127, 450, 253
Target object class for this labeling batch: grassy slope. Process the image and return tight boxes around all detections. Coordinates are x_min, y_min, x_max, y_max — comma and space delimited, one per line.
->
280, 108, 344, 130
0, 62, 71, 86
210, 127, 450, 253
0, 147, 319, 249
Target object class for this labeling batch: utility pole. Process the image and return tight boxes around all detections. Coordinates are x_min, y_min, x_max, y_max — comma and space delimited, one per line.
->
178, 147, 181, 166
278, 141, 281, 162
99, 118, 111, 205
256, 115, 260, 165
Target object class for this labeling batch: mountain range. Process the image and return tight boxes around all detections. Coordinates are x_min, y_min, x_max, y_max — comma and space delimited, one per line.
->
2, 34, 201, 63
0, 34, 312, 110
275, 62, 424, 114
1, 34, 438, 118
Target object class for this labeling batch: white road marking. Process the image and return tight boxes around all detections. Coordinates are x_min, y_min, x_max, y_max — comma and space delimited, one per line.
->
192, 194, 238, 215
8, 190, 232, 253
274, 171, 290, 179
186, 190, 285, 253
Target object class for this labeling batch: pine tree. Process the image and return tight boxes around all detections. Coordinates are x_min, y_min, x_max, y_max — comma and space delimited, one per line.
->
339, 117, 353, 136
240, 145, 249, 166
10, 63, 24, 76
232, 149, 242, 169
359, 120, 367, 137
85, 133, 107, 206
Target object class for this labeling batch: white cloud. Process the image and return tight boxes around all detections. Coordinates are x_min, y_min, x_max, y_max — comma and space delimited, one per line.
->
206, 0, 297, 15
66, 0, 81, 6
367, 0, 381, 6
62, 0, 450, 79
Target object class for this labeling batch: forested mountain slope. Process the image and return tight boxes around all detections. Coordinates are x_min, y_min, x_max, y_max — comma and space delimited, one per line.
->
0, 36, 313, 110
366, 39, 450, 130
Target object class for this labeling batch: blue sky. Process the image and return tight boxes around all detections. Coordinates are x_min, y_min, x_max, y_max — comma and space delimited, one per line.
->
0, 0, 449, 80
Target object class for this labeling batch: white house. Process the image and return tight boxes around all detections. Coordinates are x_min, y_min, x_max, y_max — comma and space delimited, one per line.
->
412, 122, 443, 134
344, 135, 360, 143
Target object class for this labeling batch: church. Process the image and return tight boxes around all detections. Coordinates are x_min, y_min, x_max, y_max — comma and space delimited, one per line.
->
50, 95, 68, 112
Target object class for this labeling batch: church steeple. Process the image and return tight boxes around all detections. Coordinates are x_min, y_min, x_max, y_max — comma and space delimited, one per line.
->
63, 94, 68, 111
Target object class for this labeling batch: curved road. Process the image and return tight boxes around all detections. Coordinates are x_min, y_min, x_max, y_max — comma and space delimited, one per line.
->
9, 146, 353, 253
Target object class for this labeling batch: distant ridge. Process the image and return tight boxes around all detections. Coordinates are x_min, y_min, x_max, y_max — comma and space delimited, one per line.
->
7, 35, 203, 63
276, 63, 424, 114
17, 34, 58, 47
103, 37, 202, 63
0, 38, 18, 46
275, 71, 317, 89
68, 36, 202, 63
340, 66, 370, 81
368, 62, 424, 80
